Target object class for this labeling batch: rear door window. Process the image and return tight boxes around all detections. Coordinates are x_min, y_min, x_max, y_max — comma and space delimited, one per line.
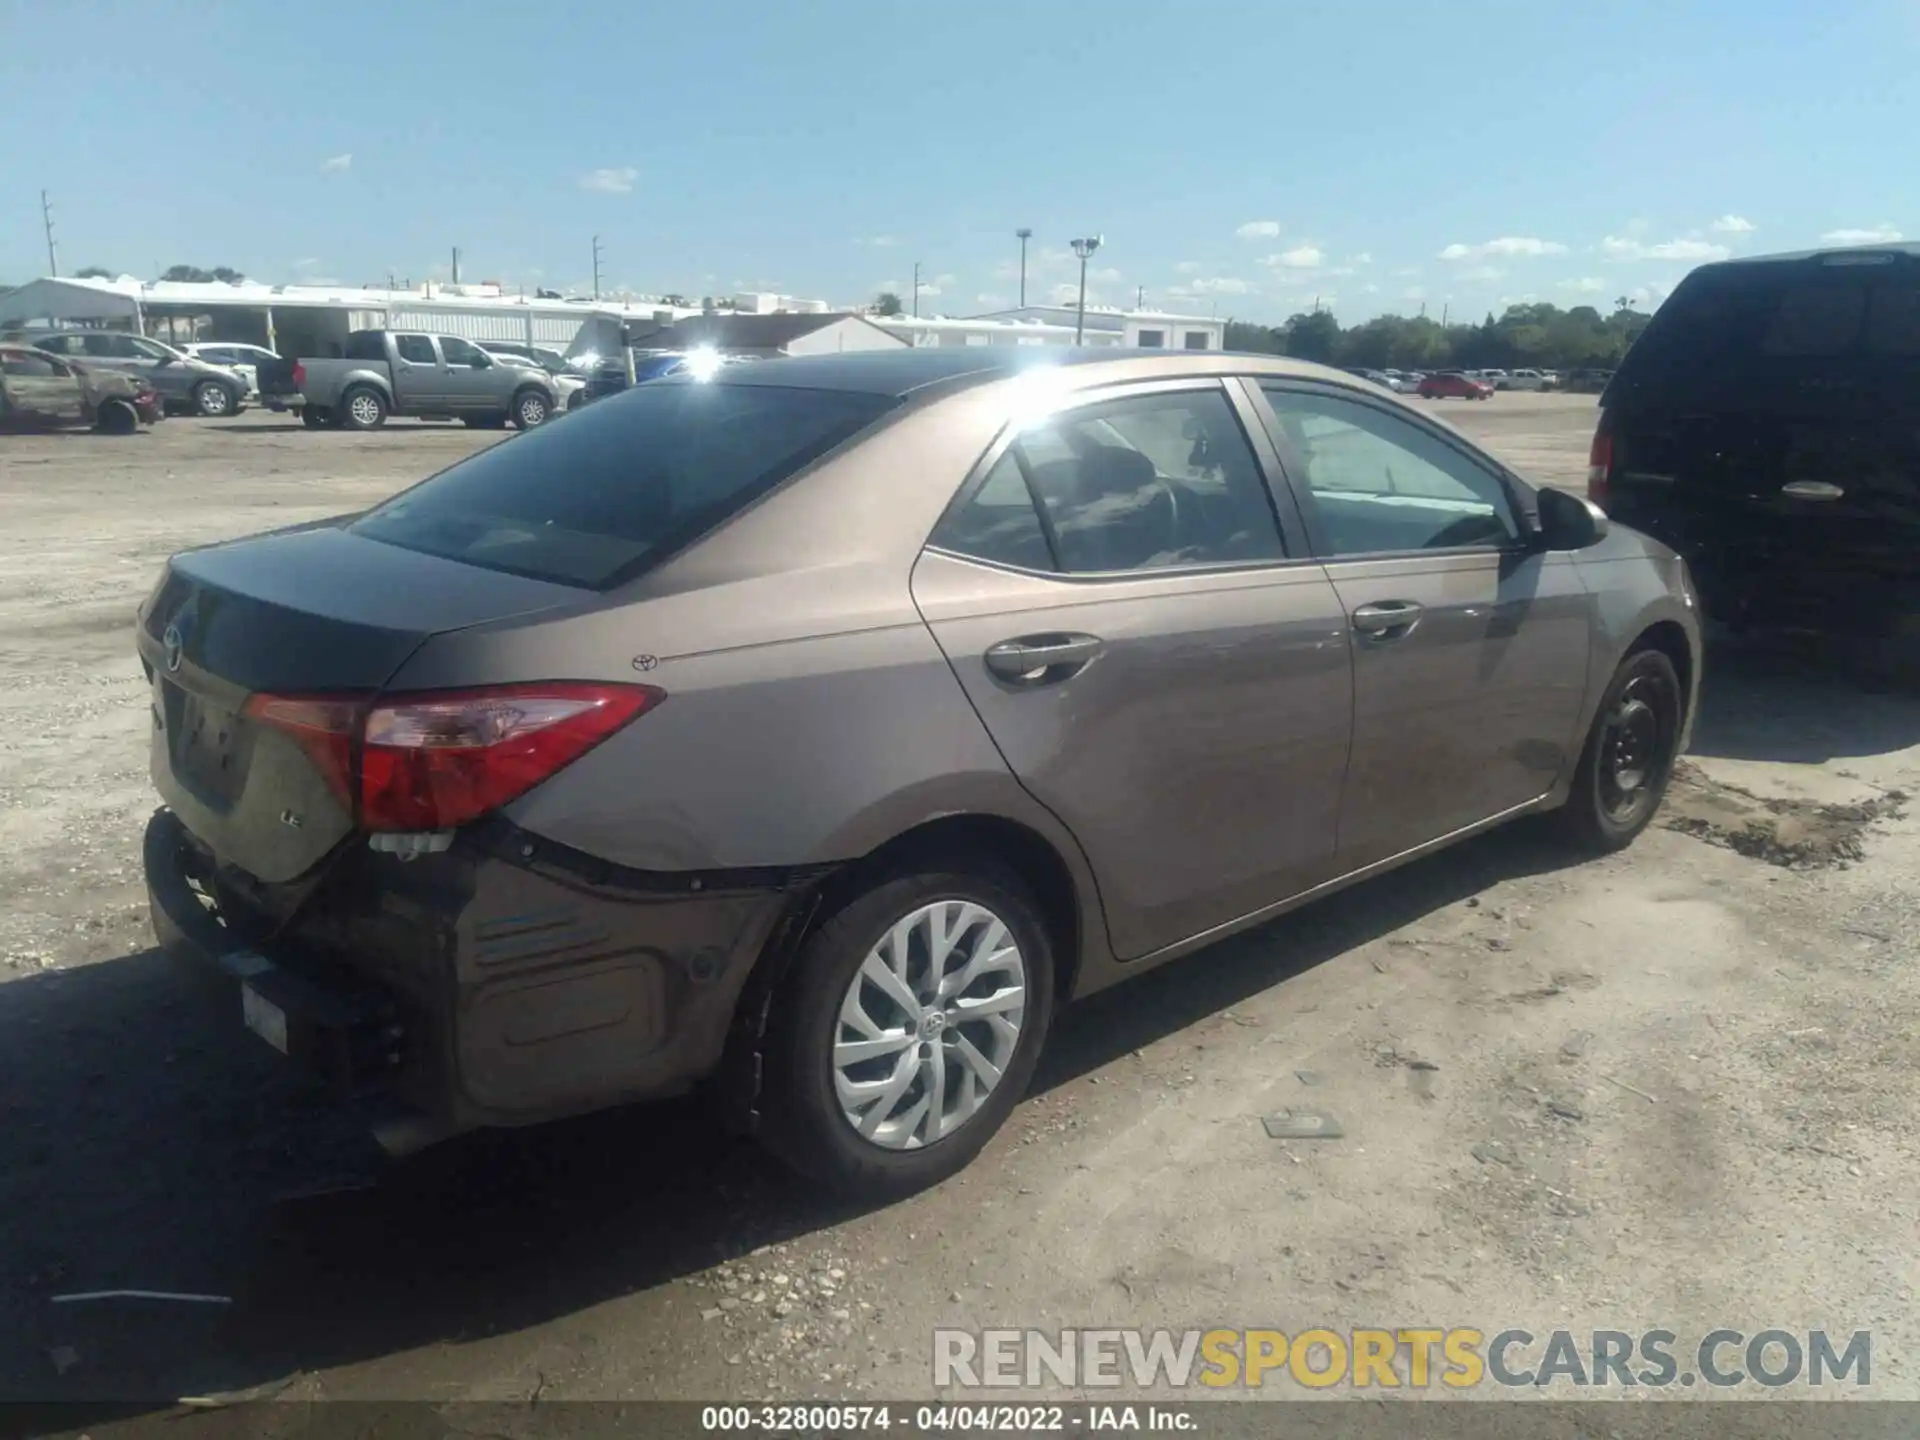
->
350, 382, 895, 588
394, 335, 438, 365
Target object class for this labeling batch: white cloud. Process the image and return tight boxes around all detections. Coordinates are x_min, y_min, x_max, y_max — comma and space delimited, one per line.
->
1600, 235, 1730, 262
319, 153, 352, 174
1559, 276, 1607, 293
1439, 236, 1567, 260
579, 167, 639, 193
1709, 214, 1756, 234
1236, 220, 1282, 240
1265, 244, 1325, 269
1351, 252, 1373, 266
1455, 265, 1506, 283
975, 292, 1009, 307
1086, 266, 1124, 284
1361, 283, 1380, 295
1179, 276, 1254, 295
862, 235, 903, 247
1402, 286, 1426, 301
1174, 260, 1203, 275
1393, 265, 1421, 277
292, 256, 320, 269
1821, 223, 1902, 245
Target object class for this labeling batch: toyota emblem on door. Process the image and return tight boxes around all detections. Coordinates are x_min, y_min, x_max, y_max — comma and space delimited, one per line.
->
162, 624, 184, 673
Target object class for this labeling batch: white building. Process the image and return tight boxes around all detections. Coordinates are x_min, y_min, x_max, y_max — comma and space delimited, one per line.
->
871, 315, 1124, 349
0, 274, 707, 361
968, 304, 1227, 352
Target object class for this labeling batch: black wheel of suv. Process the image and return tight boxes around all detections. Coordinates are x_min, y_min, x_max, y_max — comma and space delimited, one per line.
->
759, 865, 1056, 1199
340, 386, 387, 430
193, 380, 237, 417
300, 406, 328, 428
94, 398, 139, 434
1555, 647, 1683, 852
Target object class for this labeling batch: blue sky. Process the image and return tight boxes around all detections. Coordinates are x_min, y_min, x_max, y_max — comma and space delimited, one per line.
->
2, 0, 1911, 322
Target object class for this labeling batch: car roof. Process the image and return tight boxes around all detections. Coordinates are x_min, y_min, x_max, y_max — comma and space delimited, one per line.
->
1694, 240, 1920, 271
704, 346, 1372, 401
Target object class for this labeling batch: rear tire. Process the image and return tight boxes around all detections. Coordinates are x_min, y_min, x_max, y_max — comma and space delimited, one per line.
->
758, 864, 1056, 1200
95, 399, 139, 435
339, 386, 387, 430
1554, 647, 1684, 853
300, 406, 329, 429
511, 388, 550, 429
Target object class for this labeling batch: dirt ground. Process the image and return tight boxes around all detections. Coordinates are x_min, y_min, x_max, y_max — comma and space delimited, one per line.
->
2, 395, 1918, 1418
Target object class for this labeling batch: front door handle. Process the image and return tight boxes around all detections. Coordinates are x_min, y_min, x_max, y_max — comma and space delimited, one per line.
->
1351, 600, 1424, 638
984, 633, 1104, 684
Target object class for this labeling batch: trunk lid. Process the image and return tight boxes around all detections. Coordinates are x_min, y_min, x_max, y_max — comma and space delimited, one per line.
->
138, 524, 585, 882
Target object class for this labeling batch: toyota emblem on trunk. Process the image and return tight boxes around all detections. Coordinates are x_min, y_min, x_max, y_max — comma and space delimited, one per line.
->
162, 624, 184, 672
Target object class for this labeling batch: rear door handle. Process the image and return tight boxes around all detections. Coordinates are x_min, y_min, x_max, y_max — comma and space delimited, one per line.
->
984, 633, 1104, 684
1351, 601, 1424, 638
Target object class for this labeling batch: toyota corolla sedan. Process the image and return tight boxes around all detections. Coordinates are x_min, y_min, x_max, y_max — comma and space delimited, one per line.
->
140, 348, 1698, 1197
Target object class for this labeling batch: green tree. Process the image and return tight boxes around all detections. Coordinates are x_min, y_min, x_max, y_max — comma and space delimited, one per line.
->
74, 266, 114, 280
1224, 319, 1285, 354
1281, 309, 1340, 363
159, 264, 245, 284
874, 291, 904, 317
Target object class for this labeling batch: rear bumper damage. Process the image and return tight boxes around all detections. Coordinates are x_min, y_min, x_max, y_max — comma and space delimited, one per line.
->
143, 806, 820, 1148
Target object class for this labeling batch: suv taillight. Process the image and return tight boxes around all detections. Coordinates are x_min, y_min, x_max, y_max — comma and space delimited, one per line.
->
292, 361, 306, 388
1587, 418, 1614, 509
245, 682, 663, 833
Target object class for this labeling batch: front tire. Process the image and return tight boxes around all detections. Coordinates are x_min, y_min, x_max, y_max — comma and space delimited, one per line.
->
95, 399, 139, 435
1555, 647, 1684, 852
759, 866, 1056, 1199
511, 388, 550, 429
193, 380, 237, 418
339, 386, 388, 430
300, 405, 329, 429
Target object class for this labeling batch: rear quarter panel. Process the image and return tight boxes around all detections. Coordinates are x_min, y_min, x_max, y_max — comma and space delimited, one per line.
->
300, 360, 391, 406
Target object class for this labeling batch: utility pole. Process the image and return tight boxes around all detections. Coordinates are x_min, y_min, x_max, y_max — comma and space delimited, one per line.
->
1441, 301, 1450, 327
1070, 236, 1103, 344
1136, 284, 1145, 309
912, 261, 921, 319
1015, 228, 1032, 308
40, 190, 58, 277
592, 235, 603, 299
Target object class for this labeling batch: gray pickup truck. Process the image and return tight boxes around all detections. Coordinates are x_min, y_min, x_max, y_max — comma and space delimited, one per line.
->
264, 329, 561, 430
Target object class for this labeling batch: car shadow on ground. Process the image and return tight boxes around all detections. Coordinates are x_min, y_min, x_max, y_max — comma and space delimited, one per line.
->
1687, 627, 1920, 765
9, 645, 1907, 1412
2, 822, 1583, 1412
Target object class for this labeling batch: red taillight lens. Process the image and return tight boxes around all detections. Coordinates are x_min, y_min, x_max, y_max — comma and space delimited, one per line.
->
1587, 421, 1614, 509
242, 693, 365, 810
358, 682, 662, 832
246, 682, 662, 833
292, 361, 306, 387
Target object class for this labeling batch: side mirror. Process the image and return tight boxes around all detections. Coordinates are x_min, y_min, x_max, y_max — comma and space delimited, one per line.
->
1534, 485, 1609, 550
154, 353, 176, 366
469, 354, 490, 368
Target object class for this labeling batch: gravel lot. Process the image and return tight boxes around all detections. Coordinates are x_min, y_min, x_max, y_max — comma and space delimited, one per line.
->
3, 395, 1918, 1418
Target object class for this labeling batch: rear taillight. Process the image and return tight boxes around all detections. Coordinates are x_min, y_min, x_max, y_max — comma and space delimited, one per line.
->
291, 361, 306, 387
246, 682, 662, 834
1587, 419, 1614, 509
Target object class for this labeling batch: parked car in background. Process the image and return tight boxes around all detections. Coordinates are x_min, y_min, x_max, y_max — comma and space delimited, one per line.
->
1540, 370, 1562, 390
573, 348, 738, 408
1561, 368, 1614, 394
1477, 368, 1512, 389
183, 342, 281, 398
30, 330, 248, 417
1418, 369, 1494, 400
267, 329, 561, 430
477, 341, 574, 375
139, 347, 1695, 1196
480, 345, 586, 410
1, 343, 162, 433
1503, 368, 1549, 392
1591, 241, 1920, 640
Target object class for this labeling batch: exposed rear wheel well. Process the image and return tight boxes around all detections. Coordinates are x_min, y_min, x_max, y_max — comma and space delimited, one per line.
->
1631, 620, 1694, 724
818, 814, 1082, 1003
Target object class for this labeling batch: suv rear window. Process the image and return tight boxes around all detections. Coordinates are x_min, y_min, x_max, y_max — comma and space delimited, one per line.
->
349, 381, 895, 588
1611, 260, 1920, 405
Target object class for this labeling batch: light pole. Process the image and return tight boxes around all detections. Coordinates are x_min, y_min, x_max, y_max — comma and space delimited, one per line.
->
1015, 228, 1032, 307
1070, 235, 1102, 344
912, 261, 922, 319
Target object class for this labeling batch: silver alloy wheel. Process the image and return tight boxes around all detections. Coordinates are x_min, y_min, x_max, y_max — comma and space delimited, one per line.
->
197, 383, 231, 416
518, 392, 547, 426
832, 899, 1028, 1150
348, 392, 382, 427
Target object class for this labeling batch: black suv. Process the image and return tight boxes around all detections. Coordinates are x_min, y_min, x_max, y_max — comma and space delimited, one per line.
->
1590, 244, 1920, 636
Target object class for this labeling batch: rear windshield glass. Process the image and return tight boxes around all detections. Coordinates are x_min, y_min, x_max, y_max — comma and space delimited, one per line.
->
1611, 261, 1920, 405
348, 381, 894, 588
